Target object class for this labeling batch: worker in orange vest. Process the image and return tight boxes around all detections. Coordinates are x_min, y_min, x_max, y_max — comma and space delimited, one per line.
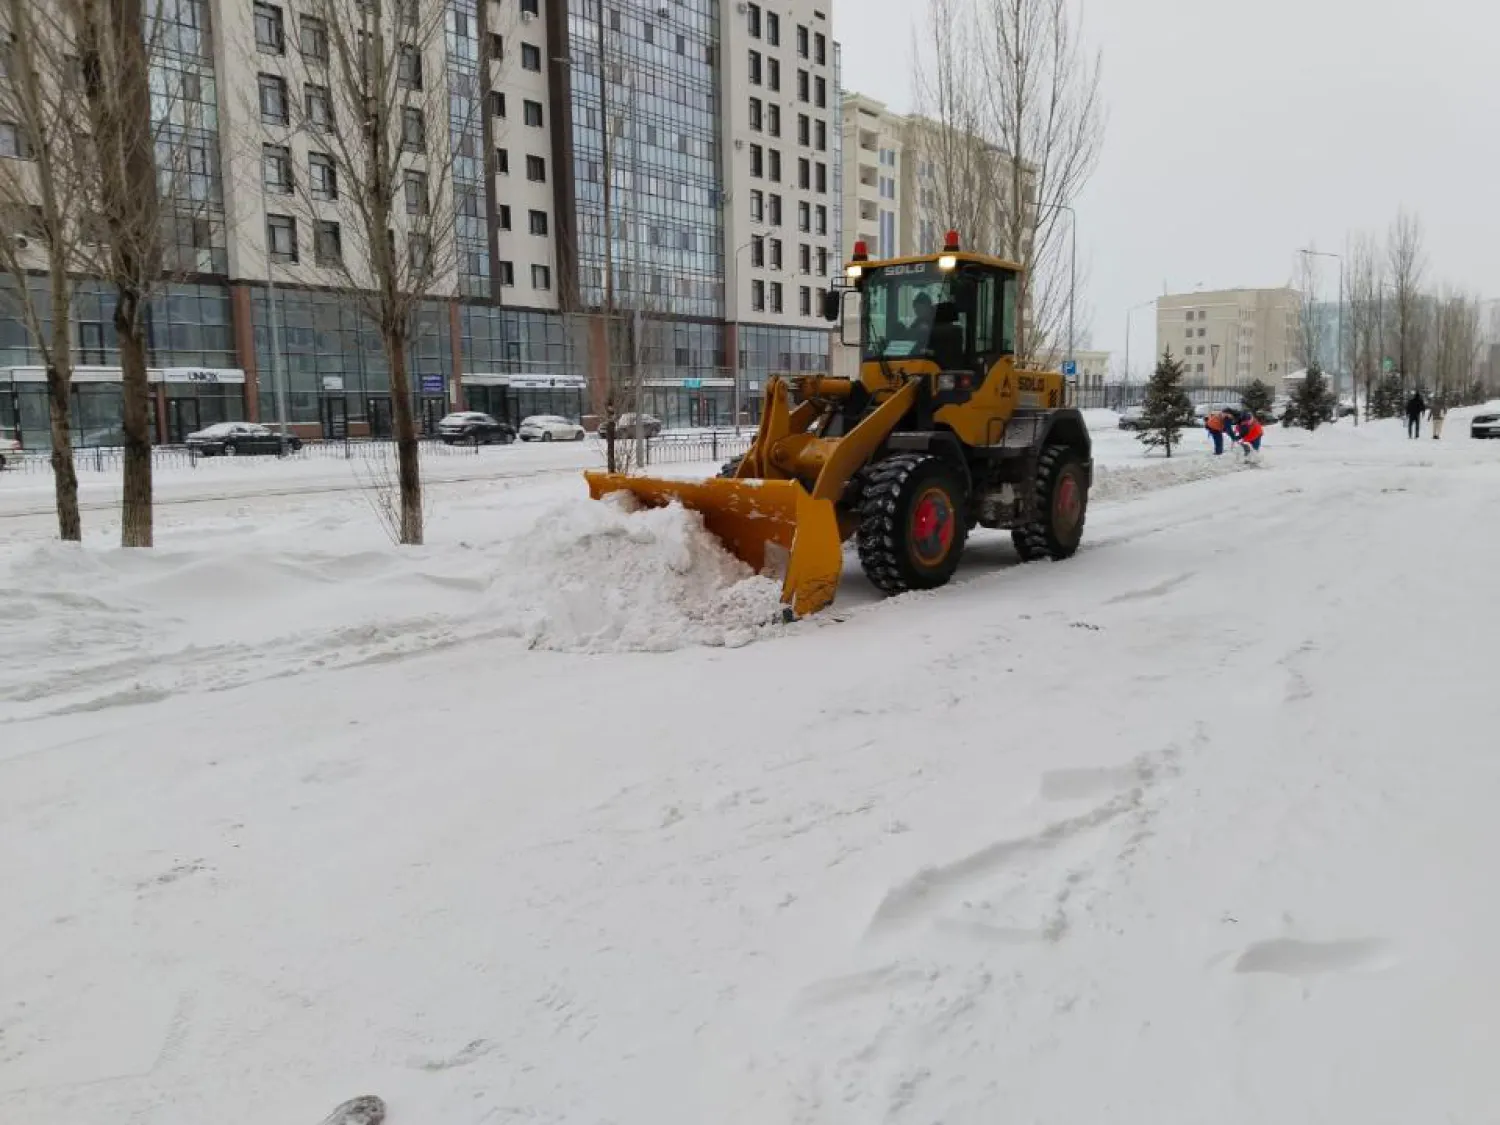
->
1232, 410, 1264, 454
1204, 409, 1229, 455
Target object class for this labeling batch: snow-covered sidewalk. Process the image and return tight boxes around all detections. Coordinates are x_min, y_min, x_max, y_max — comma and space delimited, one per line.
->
4, 420, 1499, 1124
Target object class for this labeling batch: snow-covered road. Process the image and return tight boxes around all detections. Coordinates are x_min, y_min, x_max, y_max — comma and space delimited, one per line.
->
4, 419, 1499, 1124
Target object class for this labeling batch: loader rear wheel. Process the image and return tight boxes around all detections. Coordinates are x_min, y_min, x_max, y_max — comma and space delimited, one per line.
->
857, 453, 968, 596
1013, 444, 1089, 562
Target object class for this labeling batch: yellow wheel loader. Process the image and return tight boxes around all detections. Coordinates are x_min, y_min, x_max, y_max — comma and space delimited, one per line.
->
585, 232, 1093, 618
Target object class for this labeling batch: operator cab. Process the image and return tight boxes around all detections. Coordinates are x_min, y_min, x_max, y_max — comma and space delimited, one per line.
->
823, 231, 1021, 373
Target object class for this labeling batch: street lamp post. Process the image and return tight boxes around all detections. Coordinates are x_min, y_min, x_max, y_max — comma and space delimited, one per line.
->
1035, 203, 1076, 372
731, 238, 756, 436
1124, 297, 1157, 395
1299, 247, 1350, 424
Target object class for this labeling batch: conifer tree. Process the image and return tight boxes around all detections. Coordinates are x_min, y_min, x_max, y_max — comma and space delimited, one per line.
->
1138, 347, 1196, 458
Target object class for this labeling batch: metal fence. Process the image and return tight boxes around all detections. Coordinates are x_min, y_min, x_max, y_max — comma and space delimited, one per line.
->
1075, 383, 1253, 412
1, 431, 757, 475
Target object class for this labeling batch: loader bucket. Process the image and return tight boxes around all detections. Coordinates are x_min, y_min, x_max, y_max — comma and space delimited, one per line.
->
584, 471, 845, 618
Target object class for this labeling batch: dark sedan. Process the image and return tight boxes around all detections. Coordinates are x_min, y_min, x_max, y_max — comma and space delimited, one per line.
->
1471, 410, 1500, 439
438, 412, 517, 445
186, 422, 301, 456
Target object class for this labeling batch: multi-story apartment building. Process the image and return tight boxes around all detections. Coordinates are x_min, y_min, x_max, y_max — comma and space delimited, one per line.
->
1157, 288, 1299, 393
0, 0, 843, 447
839, 91, 902, 259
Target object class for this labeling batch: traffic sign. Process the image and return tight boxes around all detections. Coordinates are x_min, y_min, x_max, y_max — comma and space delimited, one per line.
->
682, 378, 702, 389
1382, 357, 1394, 373
420, 374, 445, 394
1061, 360, 1077, 377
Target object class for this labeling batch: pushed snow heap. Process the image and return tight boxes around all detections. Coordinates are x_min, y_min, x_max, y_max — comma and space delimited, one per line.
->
508, 493, 784, 652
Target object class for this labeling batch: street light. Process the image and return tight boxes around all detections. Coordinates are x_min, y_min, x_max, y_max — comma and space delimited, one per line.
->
1035, 203, 1076, 373
1124, 297, 1156, 389
731, 237, 757, 436
1299, 247, 1350, 424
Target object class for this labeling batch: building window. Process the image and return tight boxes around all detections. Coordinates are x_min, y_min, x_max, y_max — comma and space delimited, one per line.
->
748, 97, 762, 132
521, 42, 541, 70
520, 0, 538, 13
797, 24, 808, 57
498, 260, 515, 286
300, 15, 328, 61
749, 189, 763, 222
815, 163, 827, 193
766, 10, 779, 44
770, 282, 783, 313
747, 2, 760, 37
490, 33, 504, 60
77, 322, 106, 364
751, 279, 765, 311
0, 121, 30, 160
523, 99, 543, 127
254, 2, 284, 54
401, 106, 425, 151
768, 193, 782, 225
526, 154, 546, 182
748, 50, 761, 85
817, 246, 828, 275
528, 209, 548, 235
769, 238, 782, 270
496, 147, 510, 174
266, 214, 298, 263
490, 91, 506, 117
532, 264, 551, 290
799, 243, 811, 274
315, 220, 341, 266
799, 286, 811, 315
815, 120, 827, 150
262, 143, 293, 192
749, 143, 763, 178
767, 103, 780, 137
797, 157, 810, 189
798, 114, 809, 146
814, 31, 826, 65
750, 235, 764, 267
398, 44, 423, 89
815, 204, 827, 235
798, 200, 810, 232
797, 69, 809, 101
768, 148, 780, 182
404, 169, 429, 215
814, 76, 826, 107
498, 204, 512, 230
258, 74, 289, 124
309, 152, 339, 201
303, 83, 331, 129
409, 233, 430, 272
767, 57, 780, 91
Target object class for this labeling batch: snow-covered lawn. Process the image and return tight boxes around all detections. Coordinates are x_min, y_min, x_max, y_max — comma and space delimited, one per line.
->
4, 416, 1499, 1123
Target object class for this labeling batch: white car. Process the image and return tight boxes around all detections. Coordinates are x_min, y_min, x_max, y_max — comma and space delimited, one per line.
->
518, 415, 586, 442
0, 434, 21, 469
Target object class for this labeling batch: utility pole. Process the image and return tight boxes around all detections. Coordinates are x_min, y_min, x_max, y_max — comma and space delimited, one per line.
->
1300, 247, 1349, 423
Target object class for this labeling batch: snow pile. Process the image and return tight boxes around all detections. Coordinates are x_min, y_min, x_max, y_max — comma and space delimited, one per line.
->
500, 495, 784, 653
1091, 450, 1242, 502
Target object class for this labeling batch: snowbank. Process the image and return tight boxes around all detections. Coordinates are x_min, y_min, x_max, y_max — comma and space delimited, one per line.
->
0, 497, 783, 721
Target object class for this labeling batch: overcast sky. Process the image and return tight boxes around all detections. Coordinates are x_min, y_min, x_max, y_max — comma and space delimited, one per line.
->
832, 0, 1498, 370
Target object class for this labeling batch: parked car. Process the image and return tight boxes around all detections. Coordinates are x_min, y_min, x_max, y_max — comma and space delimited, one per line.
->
1117, 406, 1146, 431
0, 434, 20, 469
186, 422, 301, 456
597, 412, 663, 439
518, 415, 587, 442
1470, 408, 1500, 439
438, 411, 516, 445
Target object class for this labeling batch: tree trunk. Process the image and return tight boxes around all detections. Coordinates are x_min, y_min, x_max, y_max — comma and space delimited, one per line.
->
387, 330, 423, 545
45, 363, 81, 541
117, 293, 153, 547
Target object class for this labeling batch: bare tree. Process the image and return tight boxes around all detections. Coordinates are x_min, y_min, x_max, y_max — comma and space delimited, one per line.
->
237, 0, 470, 545
1387, 207, 1426, 389
1431, 290, 1480, 401
980, 0, 1103, 360
1345, 230, 1384, 416
1293, 251, 1323, 371
0, 0, 96, 540
909, 0, 997, 249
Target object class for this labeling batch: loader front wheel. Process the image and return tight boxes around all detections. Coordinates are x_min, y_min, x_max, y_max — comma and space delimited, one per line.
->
857, 453, 968, 596
1014, 444, 1089, 562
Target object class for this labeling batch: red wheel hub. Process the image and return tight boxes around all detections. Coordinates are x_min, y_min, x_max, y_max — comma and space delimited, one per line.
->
912, 488, 955, 565
1054, 473, 1082, 528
